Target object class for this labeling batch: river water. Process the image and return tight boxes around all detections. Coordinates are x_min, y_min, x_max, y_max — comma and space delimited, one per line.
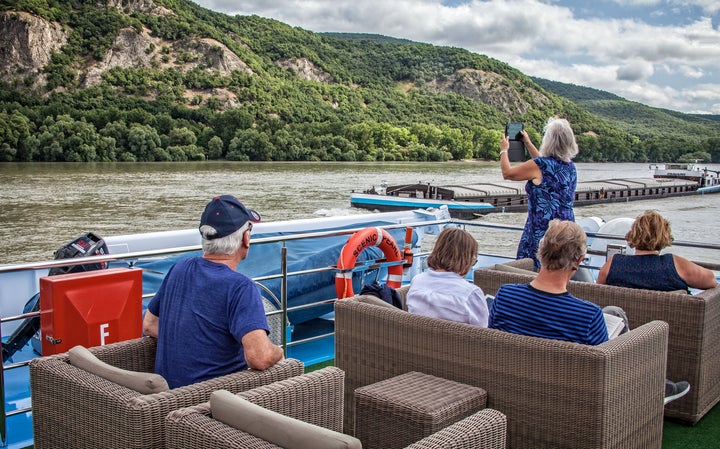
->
1, 161, 719, 264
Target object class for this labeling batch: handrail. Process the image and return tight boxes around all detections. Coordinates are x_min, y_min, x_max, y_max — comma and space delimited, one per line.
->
456, 219, 720, 270
0, 219, 451, 275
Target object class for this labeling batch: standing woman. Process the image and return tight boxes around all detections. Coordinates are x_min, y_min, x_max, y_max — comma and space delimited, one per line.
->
500, 117, 578, 268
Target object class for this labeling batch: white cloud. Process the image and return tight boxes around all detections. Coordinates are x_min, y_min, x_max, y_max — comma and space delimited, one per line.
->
668, 86, 720, 114
684, 83, 720, 103
673, 0, 720, 14
617, 61, 655, 81
194, 0, 720, 113
612, 0, 720, 13
678, 64, 706, 78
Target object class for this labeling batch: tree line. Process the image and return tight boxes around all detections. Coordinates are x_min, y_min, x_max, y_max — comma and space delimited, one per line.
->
3, 103, 717, 163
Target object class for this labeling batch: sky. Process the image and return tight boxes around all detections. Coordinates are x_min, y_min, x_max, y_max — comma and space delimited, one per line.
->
193, 0, 720, 115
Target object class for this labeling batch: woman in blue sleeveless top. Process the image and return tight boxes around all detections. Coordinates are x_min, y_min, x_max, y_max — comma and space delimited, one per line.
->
597, 210, 717, 291
499, 117, 578, 268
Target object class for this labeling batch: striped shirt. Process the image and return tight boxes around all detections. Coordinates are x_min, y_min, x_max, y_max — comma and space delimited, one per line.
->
489, 283, 608, 346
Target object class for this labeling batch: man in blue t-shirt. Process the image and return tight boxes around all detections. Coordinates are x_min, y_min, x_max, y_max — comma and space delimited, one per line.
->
490, 219, 690, 404
142, 195, 284, 388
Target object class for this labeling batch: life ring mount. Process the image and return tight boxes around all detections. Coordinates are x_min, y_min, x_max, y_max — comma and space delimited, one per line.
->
335, 227, 404, 299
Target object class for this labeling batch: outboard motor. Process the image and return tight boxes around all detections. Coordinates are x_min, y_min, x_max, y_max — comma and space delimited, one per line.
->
2, 232, 108, 362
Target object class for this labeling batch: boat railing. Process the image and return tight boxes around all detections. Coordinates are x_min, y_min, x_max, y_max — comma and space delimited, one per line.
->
454, 219, 720, 271
2, 217, 719, 447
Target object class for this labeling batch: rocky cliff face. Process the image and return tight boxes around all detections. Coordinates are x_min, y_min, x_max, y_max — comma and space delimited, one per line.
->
105, 0, 174, 16
83, 28, 162, 87
83, 29, 254, 87
176, 38, 254, 74
425, 69, 552, 115
276, 57, 334, 83
0, 7, 337, 106
0, 12, 68, 85
0, 8, 255, 106
0, 7, 533, 113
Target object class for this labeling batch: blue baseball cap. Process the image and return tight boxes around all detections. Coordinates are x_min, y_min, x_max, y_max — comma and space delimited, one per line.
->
199, 195, 261, 239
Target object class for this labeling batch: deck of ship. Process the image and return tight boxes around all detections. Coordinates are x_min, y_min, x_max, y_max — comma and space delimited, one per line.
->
354, 177, 703, 216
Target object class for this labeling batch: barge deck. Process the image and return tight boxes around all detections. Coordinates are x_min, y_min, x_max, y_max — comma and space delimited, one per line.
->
351, 177, 708, 219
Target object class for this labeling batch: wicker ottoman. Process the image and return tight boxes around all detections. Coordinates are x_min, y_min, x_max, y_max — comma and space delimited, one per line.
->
354, 371, 487, 449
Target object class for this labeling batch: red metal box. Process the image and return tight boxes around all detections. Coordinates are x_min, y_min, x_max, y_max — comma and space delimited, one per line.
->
39, 268, 142, 355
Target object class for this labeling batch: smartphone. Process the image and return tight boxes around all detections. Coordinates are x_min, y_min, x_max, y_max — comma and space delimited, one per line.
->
505, 122, 526, 161
505, 122, 524, 141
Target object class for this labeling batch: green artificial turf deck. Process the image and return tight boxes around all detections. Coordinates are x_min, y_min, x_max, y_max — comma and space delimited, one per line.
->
663, 403, 720, 449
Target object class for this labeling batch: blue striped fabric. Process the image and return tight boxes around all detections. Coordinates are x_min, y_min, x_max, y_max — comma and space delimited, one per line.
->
489, 283, 608, 345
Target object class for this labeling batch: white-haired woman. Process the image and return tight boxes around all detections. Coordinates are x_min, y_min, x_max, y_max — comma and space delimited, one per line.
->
499, 117, 578, 268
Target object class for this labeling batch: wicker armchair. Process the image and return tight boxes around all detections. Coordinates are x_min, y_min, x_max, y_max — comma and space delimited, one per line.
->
165, 366, 507, 449
335, 295, 669, 449
29, 336, 304, 449
474, 258, 720, 424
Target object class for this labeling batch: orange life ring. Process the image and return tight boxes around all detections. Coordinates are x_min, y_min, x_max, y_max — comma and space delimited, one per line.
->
335, 227, 404, 299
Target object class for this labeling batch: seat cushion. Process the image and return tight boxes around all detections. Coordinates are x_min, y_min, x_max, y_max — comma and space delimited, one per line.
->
492, 263, 537, 276
210, 390, 361, 449
68, 345, 169, 394
356, 294, 401, 309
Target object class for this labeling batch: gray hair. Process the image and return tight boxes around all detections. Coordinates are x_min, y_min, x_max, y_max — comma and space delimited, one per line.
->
537, 220, 587, 271
539, 117, 579, 161
200, 222, 250, 255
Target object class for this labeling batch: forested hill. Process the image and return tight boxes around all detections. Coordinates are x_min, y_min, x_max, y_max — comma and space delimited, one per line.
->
532, 77, 720, 140
0, 0, 718, 163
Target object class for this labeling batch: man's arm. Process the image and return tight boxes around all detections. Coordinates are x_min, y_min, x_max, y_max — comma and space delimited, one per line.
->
242, 329, 284, 370
142, 310, 159, 338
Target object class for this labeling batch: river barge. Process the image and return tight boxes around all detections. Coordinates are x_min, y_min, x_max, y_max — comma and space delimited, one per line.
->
652, 163, 720, 193
652, 163, 720, 186
351, 176, 706, 219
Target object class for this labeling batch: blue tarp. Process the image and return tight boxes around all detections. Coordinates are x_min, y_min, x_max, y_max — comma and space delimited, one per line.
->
121, 224, 412, 324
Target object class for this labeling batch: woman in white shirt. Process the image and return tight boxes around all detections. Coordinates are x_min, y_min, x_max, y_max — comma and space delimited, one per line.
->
406, 227, 489, 327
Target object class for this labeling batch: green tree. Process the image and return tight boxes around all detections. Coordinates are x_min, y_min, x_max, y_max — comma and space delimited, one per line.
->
344, 122, 376, 156
576, 133, 602, 162
206, 135, 224, 159
128, 124, 162, 161
678, 151, 712, 163
100, 121, 129, 153
411, 123, 443, 148
470, 127, 500, 159
167, 127, 197, 146
438, 125, 472, 160
0, 110, 33, 161
702, 138, 720, 163
211, 109, 254, 154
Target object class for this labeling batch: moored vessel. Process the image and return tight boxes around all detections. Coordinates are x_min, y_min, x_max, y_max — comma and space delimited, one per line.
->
351, 176, 705, 217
